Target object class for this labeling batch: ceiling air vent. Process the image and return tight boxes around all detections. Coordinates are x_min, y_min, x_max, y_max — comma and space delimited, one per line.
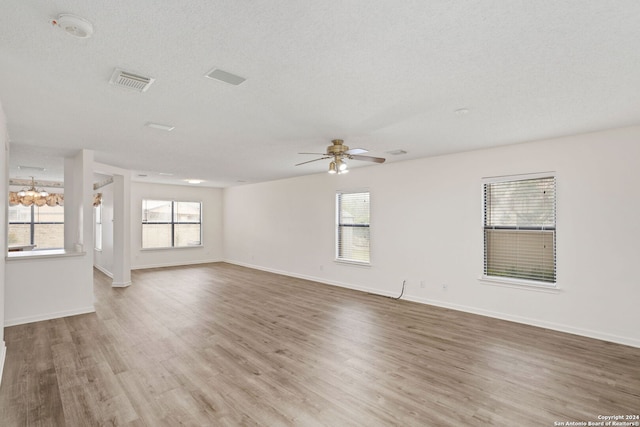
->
204, 68, 246, 86
109, 68, 155, 92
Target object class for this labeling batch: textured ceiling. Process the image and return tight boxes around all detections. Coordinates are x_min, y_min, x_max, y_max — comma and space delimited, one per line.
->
1, 1, 639, 187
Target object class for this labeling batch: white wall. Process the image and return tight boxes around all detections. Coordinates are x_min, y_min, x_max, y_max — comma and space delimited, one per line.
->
223, 126, 640, 347
0, 101, 8, 380
5, 254, 95, 325
5, 150, 95, 326
94, 183, 114, 276
131, 182, 223, 269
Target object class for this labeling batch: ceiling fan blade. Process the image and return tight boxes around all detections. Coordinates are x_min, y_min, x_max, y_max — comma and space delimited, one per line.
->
295, 157, 331, 166
349, 154, 386, 163
345, 148, 368, 155
298, 152, 329, 155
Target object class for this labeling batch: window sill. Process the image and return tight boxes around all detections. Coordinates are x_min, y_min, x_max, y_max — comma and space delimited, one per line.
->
478, 276, 561, 293
7, 249, 86, 261
141, 245, 204, 251
335, 259, 371, 268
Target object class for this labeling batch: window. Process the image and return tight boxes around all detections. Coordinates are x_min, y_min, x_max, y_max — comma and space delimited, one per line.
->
142, 200, 202, 249
95, 204, 102, 251
336, 191, 370, 264
483, 175, 556, 284
8, 204, 65, 249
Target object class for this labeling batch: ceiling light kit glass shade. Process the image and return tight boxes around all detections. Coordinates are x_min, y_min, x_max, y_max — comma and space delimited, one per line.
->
328, 161, 337, 174
328, 158, 348, 174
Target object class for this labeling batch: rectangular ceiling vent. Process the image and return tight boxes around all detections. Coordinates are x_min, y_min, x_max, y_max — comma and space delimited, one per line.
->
204, 68, 246, 86
109, 68, 155, 92
386, 149, 408, 155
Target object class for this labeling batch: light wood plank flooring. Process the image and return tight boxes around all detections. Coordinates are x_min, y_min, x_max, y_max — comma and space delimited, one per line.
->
1, 263, 639, 426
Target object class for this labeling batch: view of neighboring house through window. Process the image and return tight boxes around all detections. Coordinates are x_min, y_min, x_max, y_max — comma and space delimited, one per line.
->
336, 191, 370, 264
142, 200, 202, 248
8, 203, 64, 249
483, 175, 556, 284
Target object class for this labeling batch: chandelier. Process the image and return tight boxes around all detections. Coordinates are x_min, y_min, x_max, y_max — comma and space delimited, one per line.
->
9, 177, 63, 207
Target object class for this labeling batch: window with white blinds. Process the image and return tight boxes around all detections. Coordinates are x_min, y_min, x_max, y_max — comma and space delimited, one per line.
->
336, 191, 370, 264
483, 175, 556, 284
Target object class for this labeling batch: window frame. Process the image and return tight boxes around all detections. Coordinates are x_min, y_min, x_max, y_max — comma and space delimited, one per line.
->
480, 172, 557, 289
94, 203, 102, 251
141, 199, 203, 249
335, 190, 371, 266
8, 203, 65, 250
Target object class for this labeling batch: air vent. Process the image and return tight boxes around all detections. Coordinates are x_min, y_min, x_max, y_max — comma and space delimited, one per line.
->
204, 68, 246, 86
18, 165, 46, 172
145, 122, 175, 132
109, 68, 155, 92
386, 149, 407, 155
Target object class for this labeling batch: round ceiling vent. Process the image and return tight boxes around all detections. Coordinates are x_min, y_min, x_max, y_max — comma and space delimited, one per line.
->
56, 14, 94, 38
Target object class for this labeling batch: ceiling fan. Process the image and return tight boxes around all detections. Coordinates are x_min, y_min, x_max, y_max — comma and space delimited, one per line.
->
296, 139, 385, 174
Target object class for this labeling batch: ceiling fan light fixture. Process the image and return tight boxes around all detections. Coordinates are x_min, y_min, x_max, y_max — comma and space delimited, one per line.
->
328, 161, 337, 174
297, 139, 385, 171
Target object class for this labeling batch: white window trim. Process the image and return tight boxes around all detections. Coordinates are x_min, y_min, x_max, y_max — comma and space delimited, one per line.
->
140, 245, 204, 252
141, 199, 203, 249
478, 276, 561, 293
334, 258, 372, 267
480, 171, 558, 289
335, 189, 372, 266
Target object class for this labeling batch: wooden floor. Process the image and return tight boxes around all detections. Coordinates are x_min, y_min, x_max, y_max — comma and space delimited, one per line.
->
1, 263, 639, 426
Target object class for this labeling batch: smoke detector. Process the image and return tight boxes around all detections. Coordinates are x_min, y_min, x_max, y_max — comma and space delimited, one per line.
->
109, 68, 155, 93
55, 14, 94, 38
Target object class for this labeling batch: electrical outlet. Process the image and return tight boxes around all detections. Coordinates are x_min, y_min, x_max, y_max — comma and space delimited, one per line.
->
420, 280, 426, 289
442, 283, 448, 290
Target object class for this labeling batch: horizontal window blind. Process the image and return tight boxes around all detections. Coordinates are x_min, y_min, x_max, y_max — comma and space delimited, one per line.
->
337, 191, 370, 263
484, 176, 556, 283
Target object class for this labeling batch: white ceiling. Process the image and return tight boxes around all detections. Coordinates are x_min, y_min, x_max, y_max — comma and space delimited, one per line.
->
1, 1, 639, 187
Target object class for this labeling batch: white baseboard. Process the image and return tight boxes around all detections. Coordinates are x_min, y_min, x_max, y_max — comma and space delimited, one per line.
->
111, 281, 131, 288
93, 265, 131, 287
132, 258, 222, 270
223, 259, 388, 296
93, 264, 113, 278
224, 259, 640, 349
402, 294, 640, 349
4, 306, 96, 327
0, 341, 6, 387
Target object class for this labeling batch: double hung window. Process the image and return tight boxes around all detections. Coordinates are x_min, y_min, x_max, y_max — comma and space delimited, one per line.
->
336, 191, 370, 264
483, 175, 556, 284
142, 200, 202, 248
8, 204, 64, 249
